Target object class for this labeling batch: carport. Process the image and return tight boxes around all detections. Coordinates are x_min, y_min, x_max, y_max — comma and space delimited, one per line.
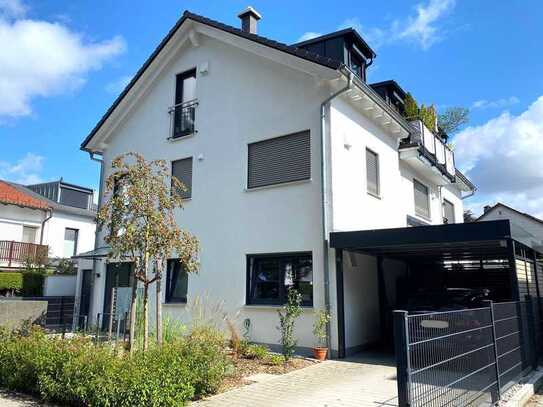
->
330, 219, 543, 359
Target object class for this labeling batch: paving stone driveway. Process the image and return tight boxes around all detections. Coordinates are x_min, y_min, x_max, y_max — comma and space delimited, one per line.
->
192, 353, 398, 407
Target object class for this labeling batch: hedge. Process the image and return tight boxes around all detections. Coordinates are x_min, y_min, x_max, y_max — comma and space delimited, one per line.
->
0, 272, 43, 296
0, 325, 231, 406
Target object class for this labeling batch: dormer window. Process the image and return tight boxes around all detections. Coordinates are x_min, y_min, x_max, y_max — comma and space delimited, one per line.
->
349, 51, 364, 80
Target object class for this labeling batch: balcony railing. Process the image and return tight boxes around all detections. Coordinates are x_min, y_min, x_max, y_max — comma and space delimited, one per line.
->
0, 241, 48, 267
404, 119, 455, 179
168, 99, 198, 139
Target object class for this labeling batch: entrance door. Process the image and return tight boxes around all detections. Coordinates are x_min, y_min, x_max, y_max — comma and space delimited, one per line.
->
79, 269, 92, 328
102, 262, 133, 330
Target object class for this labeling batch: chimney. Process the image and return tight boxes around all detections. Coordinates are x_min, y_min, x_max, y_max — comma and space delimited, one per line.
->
238, 6, 261, 34
483, 205, 492, 214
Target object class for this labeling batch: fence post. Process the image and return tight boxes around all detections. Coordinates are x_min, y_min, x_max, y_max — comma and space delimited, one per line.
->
394, 310, 411, 407
484, 300, 501, 402
7, 241, 14, 267
525, 295, 538, 370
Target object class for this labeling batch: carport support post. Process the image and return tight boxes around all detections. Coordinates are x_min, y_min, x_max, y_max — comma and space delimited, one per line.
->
507, 239, 520, 301
335, 249, 346, 359
393, 310, 411, 407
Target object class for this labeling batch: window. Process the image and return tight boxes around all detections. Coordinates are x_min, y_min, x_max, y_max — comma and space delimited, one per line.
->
172, 69, 197, 138
366, 148, 380, 197
349, 51, 365, 80
171, 157, 193, 199
413, 179, 430, 219
443, 199, 455, 224
59, 187, 90, 209
247, 131, 311, 189
247, 253, 313, 306
166, 259, 188, 303
64, 228, 78, 257
22, 226, 37, 243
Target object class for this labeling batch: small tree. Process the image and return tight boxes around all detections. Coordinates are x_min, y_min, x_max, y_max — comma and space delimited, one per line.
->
277, 289, 302, 364
97, 152, 199, 351
438, 107, 469, 135
464, 209, 477, 223
403, 92, 419, 120
313, 309, 330, 348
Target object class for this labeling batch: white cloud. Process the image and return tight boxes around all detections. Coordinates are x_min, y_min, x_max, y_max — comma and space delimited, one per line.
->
0, 1, 126, 119
396, 0, 456, 49
471, 96, 520, 110
454, 96, 543, 218
105, 74, 132, 94
296, 31, 322, 43
0, 152, 44, 184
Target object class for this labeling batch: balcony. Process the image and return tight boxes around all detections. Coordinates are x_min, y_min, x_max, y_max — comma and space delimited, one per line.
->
168, 99, 198, 140
0, 241, 48, 268
399, 119, 455, 182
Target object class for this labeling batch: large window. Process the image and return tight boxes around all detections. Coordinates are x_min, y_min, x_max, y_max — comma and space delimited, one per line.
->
246, 252, 313, 306
59, 187, 90, 209
172, 68, 197, 139
171, 157, 193, 199
414, 179, 430, 219
366, 148, 380, 197
443, 199, 455, 224
166, 259, 188, 303
64, 228, 78, 257
247, 131, 311, 189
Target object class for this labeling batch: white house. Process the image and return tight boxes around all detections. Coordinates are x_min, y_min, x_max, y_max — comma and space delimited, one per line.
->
0, 179, 96, 269
76, 8, 481, 356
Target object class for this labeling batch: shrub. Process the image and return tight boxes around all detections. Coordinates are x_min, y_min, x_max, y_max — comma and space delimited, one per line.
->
313, 309, 331, 347
0, 272, 23, 296
277, 289, 303, 363
265, 354, 284, 366
241, 343, 269, 360
21, 271, 44, 296
0, 325, 230, 406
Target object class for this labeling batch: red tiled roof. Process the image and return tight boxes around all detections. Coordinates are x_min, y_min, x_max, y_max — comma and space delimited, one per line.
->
0, 181, 50, 210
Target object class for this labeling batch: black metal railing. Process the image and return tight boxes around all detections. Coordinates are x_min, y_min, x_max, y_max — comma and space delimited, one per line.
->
394, 296, 542, 407
169, 99, 197, 139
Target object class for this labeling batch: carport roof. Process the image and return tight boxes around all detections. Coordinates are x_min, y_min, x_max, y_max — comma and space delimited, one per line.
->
329, 220, 515, 260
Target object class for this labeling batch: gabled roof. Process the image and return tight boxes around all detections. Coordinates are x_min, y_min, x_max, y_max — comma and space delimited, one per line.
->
0, 180, 50, 211
477, 202, 543, 226
81, 10, 343, 152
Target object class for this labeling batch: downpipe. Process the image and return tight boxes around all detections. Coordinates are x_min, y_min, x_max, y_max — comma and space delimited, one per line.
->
320, 69, 353, 355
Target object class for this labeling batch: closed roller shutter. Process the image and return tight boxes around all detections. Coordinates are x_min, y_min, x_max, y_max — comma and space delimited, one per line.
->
414, 179, 430, 219
248, 131, 311, 189
443, 199, 455, 224
366, 149, 379, 196
172, 157, 193, 199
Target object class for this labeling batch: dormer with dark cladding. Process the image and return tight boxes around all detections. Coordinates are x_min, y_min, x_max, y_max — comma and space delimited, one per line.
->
293, 28, 376, 82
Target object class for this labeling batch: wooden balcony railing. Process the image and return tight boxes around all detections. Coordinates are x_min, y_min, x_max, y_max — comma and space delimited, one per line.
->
0, 241, 48, 267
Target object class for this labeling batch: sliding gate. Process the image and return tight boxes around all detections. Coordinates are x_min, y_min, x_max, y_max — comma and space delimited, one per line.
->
394, 297, 542, 406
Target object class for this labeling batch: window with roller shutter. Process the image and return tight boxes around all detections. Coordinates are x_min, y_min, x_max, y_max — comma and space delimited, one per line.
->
247, 131, 311, 189
366, 148, 380, 197
171, 157, 193, 199
443, 199, 455, 224
414, 179, 430, 219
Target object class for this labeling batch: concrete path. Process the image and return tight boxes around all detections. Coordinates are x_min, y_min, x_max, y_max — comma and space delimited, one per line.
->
192, 353, 398, 407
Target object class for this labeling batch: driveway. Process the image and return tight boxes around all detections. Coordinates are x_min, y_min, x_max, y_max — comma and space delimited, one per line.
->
193, 352, 398, 407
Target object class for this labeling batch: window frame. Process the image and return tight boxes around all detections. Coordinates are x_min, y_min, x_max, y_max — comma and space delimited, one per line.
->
64, 227, 79, 257
365, 147, 380, 198
172, 68, 197, 139
443, 198, 456, 224
165, 259, 188, 304
413, 178, 431, 220
171, 156, 193, 199
245, 251, 313, 307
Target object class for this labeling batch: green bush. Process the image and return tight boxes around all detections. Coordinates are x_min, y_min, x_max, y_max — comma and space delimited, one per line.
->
241, 343, 269, 360
21, 271, 44, 296
0, 272, 23, 295
265, 354, 284, 366
0, 325, 230, 406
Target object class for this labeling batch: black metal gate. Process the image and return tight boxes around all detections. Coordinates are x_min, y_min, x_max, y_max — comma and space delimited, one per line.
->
394, 296, 542, 406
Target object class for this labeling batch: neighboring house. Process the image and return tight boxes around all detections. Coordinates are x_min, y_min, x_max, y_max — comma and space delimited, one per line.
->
76, 8, 480, 355
477, 203, 543, 251
0, 179, 96, 269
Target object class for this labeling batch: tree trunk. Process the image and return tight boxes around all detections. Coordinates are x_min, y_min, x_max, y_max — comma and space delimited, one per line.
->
156, 260, 163, 346
128, 261, 138, 354
143, 282, 149, 351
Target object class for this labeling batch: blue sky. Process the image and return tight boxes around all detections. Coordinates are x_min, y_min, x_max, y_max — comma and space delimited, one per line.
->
1, 0, 542, 215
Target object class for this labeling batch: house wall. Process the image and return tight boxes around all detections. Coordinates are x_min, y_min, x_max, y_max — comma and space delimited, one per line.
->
91, 34, 330, 350
480, 207, 543, 248
42, 212, 96, 258
0, 205, 45, 243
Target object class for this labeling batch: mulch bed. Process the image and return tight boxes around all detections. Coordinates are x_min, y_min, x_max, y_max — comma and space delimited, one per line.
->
220, 354, 318, 392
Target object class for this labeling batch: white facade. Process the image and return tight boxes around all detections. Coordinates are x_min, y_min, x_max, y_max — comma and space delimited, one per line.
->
80, 15, 471, 354
42, 212, 96, 258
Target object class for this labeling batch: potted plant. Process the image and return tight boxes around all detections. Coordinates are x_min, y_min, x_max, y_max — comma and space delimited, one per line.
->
312, 309, 330, 361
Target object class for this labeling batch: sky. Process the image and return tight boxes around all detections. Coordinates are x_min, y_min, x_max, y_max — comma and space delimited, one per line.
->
0, 0, 542, 216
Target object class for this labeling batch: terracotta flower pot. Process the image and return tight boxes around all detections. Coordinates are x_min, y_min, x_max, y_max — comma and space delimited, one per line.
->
312, 346, 328, 361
